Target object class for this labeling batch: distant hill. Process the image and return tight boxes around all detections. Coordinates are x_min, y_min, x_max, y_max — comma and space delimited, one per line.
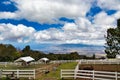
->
41, 43, 104, 54
58, 43, 102, 48
16, 43, 104, 54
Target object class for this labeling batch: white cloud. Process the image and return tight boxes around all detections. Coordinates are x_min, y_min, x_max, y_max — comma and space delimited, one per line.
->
113, 11, 120, 19
62, 23, 78, 31
0, 23, 35, 43
0, 0, 93, 23
33, 28, 65, 43
0, 12, 17, 19
97, 0, 120, 10
31, 17, 108, 45
32, 13, 118, 45
76, 17, 94, 32
0, 0, 119, 46
0, 15, 117, 45
94, 11, 116, 25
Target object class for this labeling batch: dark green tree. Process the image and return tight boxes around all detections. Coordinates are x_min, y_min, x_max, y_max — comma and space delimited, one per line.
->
92, 54, 95, 59
0, 44, 19, 61
105, 19, 120, 58
22, 45, 31, 56
69, 52, 80, 60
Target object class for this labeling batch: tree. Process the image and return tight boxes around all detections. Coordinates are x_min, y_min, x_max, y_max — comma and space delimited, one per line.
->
22, 45, 31, 56
0, 44, 19, 61
92, 54, 95, 59
69, 52, 80, 60
105, 19, 120, 58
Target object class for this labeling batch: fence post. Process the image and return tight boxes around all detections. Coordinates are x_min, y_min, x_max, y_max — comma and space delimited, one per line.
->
74, 70, 77, 79
17, 69, 19, 78
5, 62, 7, 67
115, 72, 118, 80
61, 69, 62, 79
93, 70, 94, 80
0, 69, 2, 78
33, 69, 35, 79
79, 60, 81, 64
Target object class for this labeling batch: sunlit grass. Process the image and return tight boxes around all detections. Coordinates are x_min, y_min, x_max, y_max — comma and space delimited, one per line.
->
39, 62, 77, 80
0, 62, 78, 80
0, 63, 49, 69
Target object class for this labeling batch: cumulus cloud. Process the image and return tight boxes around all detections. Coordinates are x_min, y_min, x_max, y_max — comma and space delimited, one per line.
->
113, 11, 120, 19
0, 0, 93, 23
33, 28, 65, 43
62, 23, 78, 31
0, 0, 119, 46
0, 23, 35, 43
0, 16, 116, 45
31, 16, 110, 45
97, 0, 120, 10
0, 12, 17, 19
94, 11, 116, 25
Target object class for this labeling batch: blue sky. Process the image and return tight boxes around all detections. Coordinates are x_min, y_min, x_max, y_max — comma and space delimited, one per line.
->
0, 0, 120, 53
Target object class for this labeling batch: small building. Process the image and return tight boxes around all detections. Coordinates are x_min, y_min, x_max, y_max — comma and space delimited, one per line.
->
14, 56, 35, 66
38, 57, 49, 64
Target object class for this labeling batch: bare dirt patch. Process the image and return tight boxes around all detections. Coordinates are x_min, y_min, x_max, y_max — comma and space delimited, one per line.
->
79, 64, 120, 72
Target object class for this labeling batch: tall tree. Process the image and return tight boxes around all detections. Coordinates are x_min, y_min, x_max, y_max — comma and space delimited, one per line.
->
0, 44, 19, 61
105, 19, 120, 58
22, 45, 31, 56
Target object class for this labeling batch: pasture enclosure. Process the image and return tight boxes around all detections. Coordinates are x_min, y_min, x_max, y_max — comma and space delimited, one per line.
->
79, 59, 120, 64
1, 69, 35, 79
61, 69, 120, 80
61, 59, 120, 80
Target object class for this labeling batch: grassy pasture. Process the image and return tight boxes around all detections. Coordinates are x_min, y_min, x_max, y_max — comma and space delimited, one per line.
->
0, 62, 78, 80
38, 62, 77, 80
0, 62, 120, 80
0, 63, 51, 69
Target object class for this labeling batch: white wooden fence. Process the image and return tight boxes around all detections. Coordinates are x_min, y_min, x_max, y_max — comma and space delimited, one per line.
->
0, 69, 35, 79
79, 59, 120, 64
61, 69, 120, 80
61, 60, 120, 80
50, 60, 79, 64
0, 60, 79, 66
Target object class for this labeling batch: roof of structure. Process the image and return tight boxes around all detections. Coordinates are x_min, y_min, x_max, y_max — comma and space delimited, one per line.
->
39, 57, 49, 61
15, 56, 35, 63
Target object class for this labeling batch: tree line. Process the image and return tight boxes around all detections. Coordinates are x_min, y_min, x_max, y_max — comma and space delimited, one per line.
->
0, 44, 96, 61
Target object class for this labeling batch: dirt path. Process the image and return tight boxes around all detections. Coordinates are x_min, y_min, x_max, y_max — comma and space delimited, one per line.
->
35, 63, 60, 79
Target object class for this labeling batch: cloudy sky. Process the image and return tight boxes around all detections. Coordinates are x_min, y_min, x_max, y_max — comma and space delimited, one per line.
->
0, 0, 120, 53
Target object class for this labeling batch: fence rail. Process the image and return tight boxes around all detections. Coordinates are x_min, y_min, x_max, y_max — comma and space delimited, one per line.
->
61, 69, 120, 80
0, 60, 79, 66
1, 59, 119, 66
61, 59, 120, 80
79, 59, 120, 64
0, 69, 35, 79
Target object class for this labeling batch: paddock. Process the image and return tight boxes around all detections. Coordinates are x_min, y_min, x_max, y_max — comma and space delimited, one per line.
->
0, 60, 120, 80
61, 60, 120, 80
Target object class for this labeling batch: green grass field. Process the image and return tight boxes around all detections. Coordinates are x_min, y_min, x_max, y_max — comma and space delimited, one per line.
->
38, 62, 77, 80
0, 62, 78, 80
0, 63, 50, 69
